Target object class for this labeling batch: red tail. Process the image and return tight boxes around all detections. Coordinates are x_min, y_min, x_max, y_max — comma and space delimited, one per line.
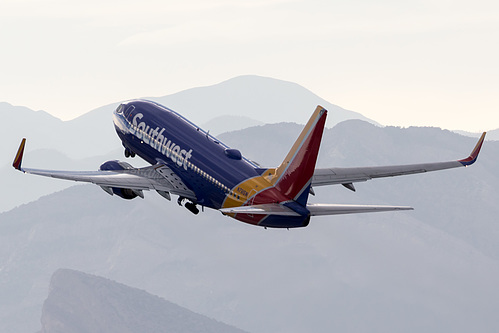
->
272, 106, 327, 205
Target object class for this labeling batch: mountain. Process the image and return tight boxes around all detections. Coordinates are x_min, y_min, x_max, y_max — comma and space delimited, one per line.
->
220, 121, 499, 260
0, 148, 125, 213
3, 75, 494, 170
1, 121, 499, 333
69, 75, 378, 141
0, 102, 120, 160
455, 128, 499, 141
1, 75, 380, 212
2, 76, 498, 332
40, 269, 247, 333
149, 75, 378, 128
201, 115, 264, 136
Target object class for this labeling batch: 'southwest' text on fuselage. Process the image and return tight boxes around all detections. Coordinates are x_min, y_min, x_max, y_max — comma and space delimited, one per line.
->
130, 113, 193, 170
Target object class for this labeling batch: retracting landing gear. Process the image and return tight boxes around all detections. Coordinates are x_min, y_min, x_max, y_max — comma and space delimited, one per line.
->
124, 148, 135, 158
185, 202, 199, 215
177, 197, 199, 215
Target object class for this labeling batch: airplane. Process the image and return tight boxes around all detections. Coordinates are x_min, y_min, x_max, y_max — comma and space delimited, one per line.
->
12, 100, 486, 228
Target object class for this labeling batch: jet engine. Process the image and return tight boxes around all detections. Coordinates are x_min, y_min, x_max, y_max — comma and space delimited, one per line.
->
99, 160, 144, 200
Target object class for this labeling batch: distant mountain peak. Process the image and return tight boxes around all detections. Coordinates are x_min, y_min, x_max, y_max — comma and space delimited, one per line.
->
217, 74, 305, 89
40, 269, 248, 333
0, 102, 61, 122
148, 75, 379, 128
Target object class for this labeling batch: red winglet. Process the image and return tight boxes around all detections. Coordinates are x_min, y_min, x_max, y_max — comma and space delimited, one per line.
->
12, 138, 26, 171
459, 132, 486, 166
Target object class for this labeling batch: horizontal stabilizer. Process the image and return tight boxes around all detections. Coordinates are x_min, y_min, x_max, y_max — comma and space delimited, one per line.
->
307, 203, 413, 216
219, 204, 301, 216
220, 203, 412, 217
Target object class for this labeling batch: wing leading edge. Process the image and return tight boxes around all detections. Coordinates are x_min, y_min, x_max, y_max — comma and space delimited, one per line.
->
312, 132, 486, 188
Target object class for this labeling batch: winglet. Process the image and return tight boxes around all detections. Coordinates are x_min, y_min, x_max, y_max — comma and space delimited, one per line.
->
459, 132, 486, 166
12, 138, 26, 171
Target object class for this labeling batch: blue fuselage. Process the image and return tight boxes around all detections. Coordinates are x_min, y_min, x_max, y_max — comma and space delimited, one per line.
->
112, 100, 261, 210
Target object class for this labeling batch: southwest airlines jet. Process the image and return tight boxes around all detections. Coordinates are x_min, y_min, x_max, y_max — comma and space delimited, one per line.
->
12, 100, 486, 228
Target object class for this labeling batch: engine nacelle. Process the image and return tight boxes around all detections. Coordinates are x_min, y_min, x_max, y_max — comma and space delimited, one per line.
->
99, 160, 143, 200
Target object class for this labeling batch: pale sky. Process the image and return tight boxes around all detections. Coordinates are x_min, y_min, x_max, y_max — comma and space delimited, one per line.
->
1, 0, 498, 132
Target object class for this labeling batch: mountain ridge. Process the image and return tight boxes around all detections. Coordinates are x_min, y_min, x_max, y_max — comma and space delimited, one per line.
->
149, 75, 379, 128
40, 269, 248, 333
2, 75, 497, 163
1, 75, 379, 161
1, 120, 498, 333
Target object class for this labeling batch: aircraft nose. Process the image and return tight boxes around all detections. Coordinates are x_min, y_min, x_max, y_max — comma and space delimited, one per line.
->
113, 103, 134, 135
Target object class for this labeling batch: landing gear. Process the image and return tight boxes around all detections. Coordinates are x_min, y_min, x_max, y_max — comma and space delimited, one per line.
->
124, 148, 135, 158
177, 197, 199, 215
185, 202, 199, 215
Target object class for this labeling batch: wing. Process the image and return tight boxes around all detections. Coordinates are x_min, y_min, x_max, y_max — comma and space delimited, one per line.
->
312, 132, 486, 189
12, 138, 196, 200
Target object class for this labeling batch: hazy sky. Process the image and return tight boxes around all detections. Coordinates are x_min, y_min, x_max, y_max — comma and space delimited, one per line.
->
1, 0, 497, 131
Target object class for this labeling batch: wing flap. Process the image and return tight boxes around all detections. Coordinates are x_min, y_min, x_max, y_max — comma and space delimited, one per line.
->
20, 166, 196, 198
21, 168, 155, 189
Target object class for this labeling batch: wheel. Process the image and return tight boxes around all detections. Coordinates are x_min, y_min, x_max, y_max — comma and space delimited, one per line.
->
185, 202, 199, 215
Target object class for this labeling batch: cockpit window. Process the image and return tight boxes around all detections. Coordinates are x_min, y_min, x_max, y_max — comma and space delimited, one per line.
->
125, 105, 135, 114
116, 104, 124, 114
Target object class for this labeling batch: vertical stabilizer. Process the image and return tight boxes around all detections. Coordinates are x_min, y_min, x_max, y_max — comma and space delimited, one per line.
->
272, 106, 327, 205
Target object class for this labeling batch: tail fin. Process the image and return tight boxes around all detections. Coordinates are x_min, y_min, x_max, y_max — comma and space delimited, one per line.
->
271, 106, 327, 205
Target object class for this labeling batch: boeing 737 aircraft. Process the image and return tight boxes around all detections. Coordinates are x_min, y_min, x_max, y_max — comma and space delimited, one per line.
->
13, 100, 486, 228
